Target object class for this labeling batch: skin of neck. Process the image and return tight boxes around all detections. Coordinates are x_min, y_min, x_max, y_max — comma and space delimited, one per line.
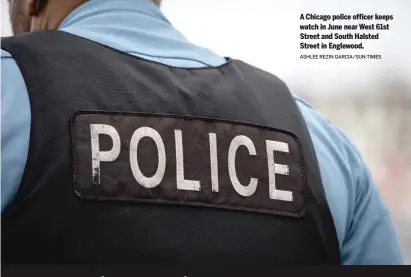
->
31, 0, 162, 31
31, 0, 161, 31
31, 0, 86, 31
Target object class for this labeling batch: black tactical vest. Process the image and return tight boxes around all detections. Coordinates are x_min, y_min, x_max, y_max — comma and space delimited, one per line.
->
1, 31, 340, 265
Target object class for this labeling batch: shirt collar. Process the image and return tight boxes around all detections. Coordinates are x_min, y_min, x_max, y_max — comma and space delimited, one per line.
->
57, 0, 226, 67
59, 0, 170, 30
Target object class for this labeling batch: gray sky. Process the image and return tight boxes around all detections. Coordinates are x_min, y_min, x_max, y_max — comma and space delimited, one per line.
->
2, 0, 411, 95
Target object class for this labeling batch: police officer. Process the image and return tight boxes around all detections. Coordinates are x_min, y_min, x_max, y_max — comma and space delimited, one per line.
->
1, 0, 403, 265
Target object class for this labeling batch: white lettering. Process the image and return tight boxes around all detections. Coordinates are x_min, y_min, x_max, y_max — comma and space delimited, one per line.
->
266, 140, 293, 201
175, 130, 201, 191
228, 135, 258, 197
90, 124, 121, 184
90, 124, 295, 202
130, 127, 166, 188
209, 133, 219, 192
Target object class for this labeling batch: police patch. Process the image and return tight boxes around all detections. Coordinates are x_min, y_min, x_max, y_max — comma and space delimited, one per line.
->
71, 112, 307, 217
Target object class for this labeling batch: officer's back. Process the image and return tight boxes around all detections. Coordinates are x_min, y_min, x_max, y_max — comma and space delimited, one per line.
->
1, 0, 404, 265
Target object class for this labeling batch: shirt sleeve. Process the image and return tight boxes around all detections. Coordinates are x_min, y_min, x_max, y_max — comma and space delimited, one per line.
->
340, 139, 404, 264
295, 96, 404, 265
1, 49, 31, 212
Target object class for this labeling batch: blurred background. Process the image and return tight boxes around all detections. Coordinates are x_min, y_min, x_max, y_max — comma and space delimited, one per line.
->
2, 0, 410, 264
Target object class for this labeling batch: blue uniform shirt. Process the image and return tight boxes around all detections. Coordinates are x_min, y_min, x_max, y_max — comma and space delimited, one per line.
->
1, 0, 403, 265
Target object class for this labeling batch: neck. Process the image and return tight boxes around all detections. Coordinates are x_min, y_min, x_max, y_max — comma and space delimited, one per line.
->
32, 0, 86, 31
32, 0, 161, 31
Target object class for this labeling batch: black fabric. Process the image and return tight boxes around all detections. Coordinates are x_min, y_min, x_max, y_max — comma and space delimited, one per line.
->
72, 112, 307, 217
1, 30, 340, 265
